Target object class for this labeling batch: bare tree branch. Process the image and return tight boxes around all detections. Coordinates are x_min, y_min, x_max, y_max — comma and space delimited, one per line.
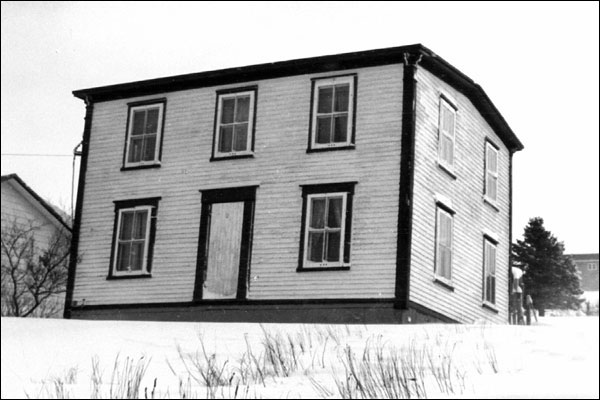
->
1, 219, 71, 317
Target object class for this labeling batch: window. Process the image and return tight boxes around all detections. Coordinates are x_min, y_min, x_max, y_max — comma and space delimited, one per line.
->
298, 182, 355, 270
212, 87, 257, 159
438, 97, 456, 171
109, 198, 160, 278
435, 205, 454, 282
483, 238, 497, 305
589, 263, 598, 271
485, 141, 499, 205
124, 100, 165, 168
309, 75, 356, 151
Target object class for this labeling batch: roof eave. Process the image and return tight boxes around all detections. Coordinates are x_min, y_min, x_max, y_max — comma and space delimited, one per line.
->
73, 43, 523, 153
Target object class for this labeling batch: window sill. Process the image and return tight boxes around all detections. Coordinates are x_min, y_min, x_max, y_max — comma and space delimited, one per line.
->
107, 273, 152, 280
307, 145, 355, 154
210, 154, 254, 162
433, 275, 455, 291
297, 266, 351, 272
482, 301, 499, 313
483, 196, 500, 212
121, 163, 161, 171
437, 162, 457, 180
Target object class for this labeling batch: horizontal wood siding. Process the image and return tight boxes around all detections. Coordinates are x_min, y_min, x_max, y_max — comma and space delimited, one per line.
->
73, 65, 403, 305
409, 67, 510, 323
1, 181, 60, 249
1, 181, 66, 317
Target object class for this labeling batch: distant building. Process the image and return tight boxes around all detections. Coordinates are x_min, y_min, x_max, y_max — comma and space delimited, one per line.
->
1, 174, 71, 317
568, 253, 599, 292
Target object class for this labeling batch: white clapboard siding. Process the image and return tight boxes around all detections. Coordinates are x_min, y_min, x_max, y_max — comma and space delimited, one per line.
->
409, 68, 510, 324
73, 64, 404, 305
1, 180, 61, 251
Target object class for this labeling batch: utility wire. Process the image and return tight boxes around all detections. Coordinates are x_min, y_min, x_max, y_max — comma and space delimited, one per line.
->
2, 153, 72, 157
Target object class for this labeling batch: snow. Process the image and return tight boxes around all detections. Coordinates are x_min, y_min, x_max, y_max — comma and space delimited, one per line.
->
1, 316, 598, 399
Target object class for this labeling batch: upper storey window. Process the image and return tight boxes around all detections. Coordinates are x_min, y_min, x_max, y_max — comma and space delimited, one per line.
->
309, 75, 356, 151
123, 100, 165, 169
212, 87, 257, 160
484, 140, 500, 206
437, 96, 456, 173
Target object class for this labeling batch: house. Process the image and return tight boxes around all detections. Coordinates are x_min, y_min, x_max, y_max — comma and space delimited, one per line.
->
567, 253, 599, 308
1, 173, 70, 244
1, 173, 71, 316
65, 44, 524, 324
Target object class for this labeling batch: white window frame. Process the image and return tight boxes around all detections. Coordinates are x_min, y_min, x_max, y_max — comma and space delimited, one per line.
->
112, 205, 153, 276
213, 90, 256, 158
124, 103, 165, 168
588, 263, 598, 271
311, 76, 355, 149
484, 141, 499, 205
435, 206, 453, 283
303, 192, 348, 268
483, 238, 497, 305
437, 97, 456, 172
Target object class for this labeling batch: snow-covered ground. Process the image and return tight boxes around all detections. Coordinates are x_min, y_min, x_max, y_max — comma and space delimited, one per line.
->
1, 315, 598, 399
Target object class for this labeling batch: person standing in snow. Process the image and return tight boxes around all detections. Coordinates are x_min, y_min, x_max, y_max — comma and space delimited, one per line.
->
510, 267, 525, 325
525, 294, 537, 324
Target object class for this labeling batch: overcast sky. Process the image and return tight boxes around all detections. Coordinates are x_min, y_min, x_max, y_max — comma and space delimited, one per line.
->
1, 1, 598, 253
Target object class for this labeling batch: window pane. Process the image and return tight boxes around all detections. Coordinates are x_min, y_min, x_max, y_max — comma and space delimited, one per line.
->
445, 215, 453, 247
325, 231, 341, 262
334, 84, 349, 112
445, 136, 454, 165
128, 137, 143, 163
317, 87, 333, 113
440, 135, 453, 165
129, 241, 144, 271
308, 232, 324, 262
327, 197, 343, 228
487, 173, 497, 201
437, 244, 445, 276
438, 213, 452, 246
235, 96, 250, 123
133, 210, 148, 239
116, 242, 131, 271
221, 98, 235, 123
333, 115, 348, 143
145, 108, 159, 133
487, 148, 498, 173
233, 123, 248, 151
219, 126, 233, 153
119, 212, 134, 240
132, 111, 145, 135
442, 106, 454, 133
142, 135, 156, 161
310, 198, 326, 229
489, 246, 496, 275
486, 276, 496, 303
316, 116, 332, 144
440, 247, 451, 279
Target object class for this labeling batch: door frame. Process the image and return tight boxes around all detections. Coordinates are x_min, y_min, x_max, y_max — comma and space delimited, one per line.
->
194, 186, 257, 301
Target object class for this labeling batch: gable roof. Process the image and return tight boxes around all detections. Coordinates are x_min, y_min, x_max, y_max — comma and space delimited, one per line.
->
1, 174, 71, 231
73, 43, 523, 152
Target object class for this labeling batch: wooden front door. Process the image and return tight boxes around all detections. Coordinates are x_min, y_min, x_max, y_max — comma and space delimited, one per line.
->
204, 202, 244, 299
194, 186, 256, 301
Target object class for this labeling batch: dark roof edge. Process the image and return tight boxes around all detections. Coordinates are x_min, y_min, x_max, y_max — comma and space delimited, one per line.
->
73, 43, 523, 152
1, 174, 72, 231
418, 50, 524, 152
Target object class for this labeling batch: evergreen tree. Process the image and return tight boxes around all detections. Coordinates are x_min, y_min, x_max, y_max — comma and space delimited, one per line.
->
512, 217, 583, 316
